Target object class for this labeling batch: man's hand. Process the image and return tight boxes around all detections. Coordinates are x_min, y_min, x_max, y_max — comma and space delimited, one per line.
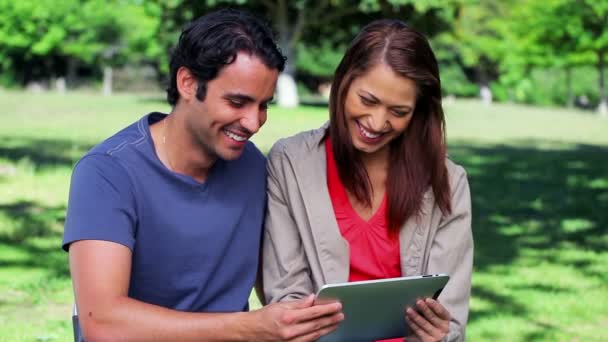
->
251, 294, 344, 341
405, 298, 451, 342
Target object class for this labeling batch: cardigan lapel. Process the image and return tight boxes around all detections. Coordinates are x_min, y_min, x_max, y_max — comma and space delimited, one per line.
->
399, 190, 434, 276
289, 134, 350, 285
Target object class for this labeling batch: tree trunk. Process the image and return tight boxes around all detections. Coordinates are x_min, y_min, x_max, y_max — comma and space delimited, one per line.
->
598, 50, 607, 118
55, 77, 66, 94
103, 66, 113, 96
273, 0, 299, 108
277, 47, 299, 108
565, 67, 574, 108
477, 67, 492, 105
67, 58, 78, 88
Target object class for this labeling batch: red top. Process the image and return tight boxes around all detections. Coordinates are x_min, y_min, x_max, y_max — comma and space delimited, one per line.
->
326, 140, 404, 342
325, 139, 402, 282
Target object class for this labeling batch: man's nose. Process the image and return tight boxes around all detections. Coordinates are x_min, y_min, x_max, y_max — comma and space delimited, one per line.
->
240, 109, 263, 135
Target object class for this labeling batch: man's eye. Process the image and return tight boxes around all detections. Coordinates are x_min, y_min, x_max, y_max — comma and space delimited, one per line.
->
229, 100, 244, 108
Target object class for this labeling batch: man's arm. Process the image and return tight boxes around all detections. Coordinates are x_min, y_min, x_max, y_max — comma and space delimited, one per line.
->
70, 240, 343, 342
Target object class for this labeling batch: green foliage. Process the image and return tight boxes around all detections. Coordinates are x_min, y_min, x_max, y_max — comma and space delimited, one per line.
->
439, 62, 479, 97
296, 42, 345, 78
144, 0, 460, 77
0, 0, 605, 108
492, 66, 600, 106
0, 0, 160, 85
433, 1, 513, 83
495, 0, 607, 106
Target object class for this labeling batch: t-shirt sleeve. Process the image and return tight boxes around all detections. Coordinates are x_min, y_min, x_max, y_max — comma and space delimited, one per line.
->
62, 154, 137, 252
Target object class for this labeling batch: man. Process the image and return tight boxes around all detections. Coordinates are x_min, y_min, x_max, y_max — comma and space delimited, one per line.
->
63, 9, 343, 341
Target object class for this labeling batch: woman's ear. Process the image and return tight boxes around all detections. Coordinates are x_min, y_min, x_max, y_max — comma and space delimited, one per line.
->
176, 67, 198, 102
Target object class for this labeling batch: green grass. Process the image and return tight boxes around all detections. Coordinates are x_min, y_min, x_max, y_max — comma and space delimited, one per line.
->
1, 91, 607, 341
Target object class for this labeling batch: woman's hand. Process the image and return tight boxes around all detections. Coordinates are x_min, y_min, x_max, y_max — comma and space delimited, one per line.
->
405, 298, 451, 342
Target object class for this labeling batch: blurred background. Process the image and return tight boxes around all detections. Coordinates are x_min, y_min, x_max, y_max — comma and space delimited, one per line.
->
0, 0, 606, 341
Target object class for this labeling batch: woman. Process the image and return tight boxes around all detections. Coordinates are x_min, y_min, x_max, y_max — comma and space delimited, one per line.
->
262, 19, 473, 342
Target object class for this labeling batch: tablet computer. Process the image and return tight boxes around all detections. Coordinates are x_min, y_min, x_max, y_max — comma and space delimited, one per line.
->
315, 274, 449, 342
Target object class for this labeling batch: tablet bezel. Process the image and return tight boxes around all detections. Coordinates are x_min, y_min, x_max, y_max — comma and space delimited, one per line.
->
314, 273, 450, 342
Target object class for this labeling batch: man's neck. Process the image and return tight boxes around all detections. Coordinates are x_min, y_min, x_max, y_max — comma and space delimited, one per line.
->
154, 111, 216, 183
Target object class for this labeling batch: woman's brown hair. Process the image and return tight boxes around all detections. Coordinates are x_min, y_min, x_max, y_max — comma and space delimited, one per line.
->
328, 19, 451, 234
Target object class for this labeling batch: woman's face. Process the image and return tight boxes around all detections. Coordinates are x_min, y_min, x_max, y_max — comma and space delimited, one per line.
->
344, 62, 417, 156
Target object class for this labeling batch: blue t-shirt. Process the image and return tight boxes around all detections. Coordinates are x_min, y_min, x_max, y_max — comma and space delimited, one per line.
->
63, 113, 267, 312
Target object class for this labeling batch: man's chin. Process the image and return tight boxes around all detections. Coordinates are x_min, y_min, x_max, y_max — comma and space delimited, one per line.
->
217, 147, 246, 161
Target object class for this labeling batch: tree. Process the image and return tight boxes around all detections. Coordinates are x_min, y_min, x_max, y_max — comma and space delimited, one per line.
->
509, 0, 607, 115
564, 0, 608, 117
147, 0, 460, 107
432, 0, 515, 104
0, 0, 159, 92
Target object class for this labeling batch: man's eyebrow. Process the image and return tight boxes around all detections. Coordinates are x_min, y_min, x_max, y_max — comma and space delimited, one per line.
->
223, 93, 255, 102
223, 93, 275, 106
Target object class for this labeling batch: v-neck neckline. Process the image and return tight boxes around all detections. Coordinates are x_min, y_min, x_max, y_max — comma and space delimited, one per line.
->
346, 192, 387, 225
325, 138, 387, 225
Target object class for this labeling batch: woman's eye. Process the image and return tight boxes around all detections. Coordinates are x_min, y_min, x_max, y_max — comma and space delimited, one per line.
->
360, 96, 375, 105
393, 110, 408, 117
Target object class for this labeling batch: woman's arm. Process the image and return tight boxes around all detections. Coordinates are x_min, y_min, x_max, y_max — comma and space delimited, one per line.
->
426, 166, 474, 342
262, 141, 316, 303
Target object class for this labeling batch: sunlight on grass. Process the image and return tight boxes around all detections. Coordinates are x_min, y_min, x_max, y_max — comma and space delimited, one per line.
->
1, 92, 607, 341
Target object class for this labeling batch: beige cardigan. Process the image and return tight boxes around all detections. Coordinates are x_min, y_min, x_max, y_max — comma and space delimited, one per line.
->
261, 126, 473, 341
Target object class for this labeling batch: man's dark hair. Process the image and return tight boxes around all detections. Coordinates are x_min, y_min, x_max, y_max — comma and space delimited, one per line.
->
166, 9, 286, 106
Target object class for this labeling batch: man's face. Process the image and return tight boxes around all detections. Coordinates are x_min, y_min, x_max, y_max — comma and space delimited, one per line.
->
183, 52, 279, 161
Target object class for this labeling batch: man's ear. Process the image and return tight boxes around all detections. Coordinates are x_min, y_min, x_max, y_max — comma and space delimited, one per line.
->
176, 67, 198, 102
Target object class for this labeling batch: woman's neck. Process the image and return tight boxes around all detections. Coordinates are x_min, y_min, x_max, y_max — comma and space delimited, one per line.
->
360, 145, 389, 174
360, 145, 390, 193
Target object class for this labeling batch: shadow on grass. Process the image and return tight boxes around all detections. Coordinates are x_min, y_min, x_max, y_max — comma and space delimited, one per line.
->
0, 200, 69, 277
1, 133, 607, 338
449, 141, 608, 338
0, 136, 93, 170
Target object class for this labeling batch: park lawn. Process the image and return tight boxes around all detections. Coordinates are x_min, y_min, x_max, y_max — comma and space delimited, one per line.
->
0, 91, 607, 341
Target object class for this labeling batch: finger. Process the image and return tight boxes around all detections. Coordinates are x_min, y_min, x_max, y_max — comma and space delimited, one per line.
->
288, 301, 342, 324
288, 312, 344, 339
406, 307, 439, 337
426, 298, 451, 320
416, 299, 443, 328
289, 317, 342, 342
313, 296, 339, 306
405, 314, 433, 341
282, 294, 315, 310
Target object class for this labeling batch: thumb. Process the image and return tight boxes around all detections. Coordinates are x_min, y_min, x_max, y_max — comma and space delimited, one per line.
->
283, 294, 315, 310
